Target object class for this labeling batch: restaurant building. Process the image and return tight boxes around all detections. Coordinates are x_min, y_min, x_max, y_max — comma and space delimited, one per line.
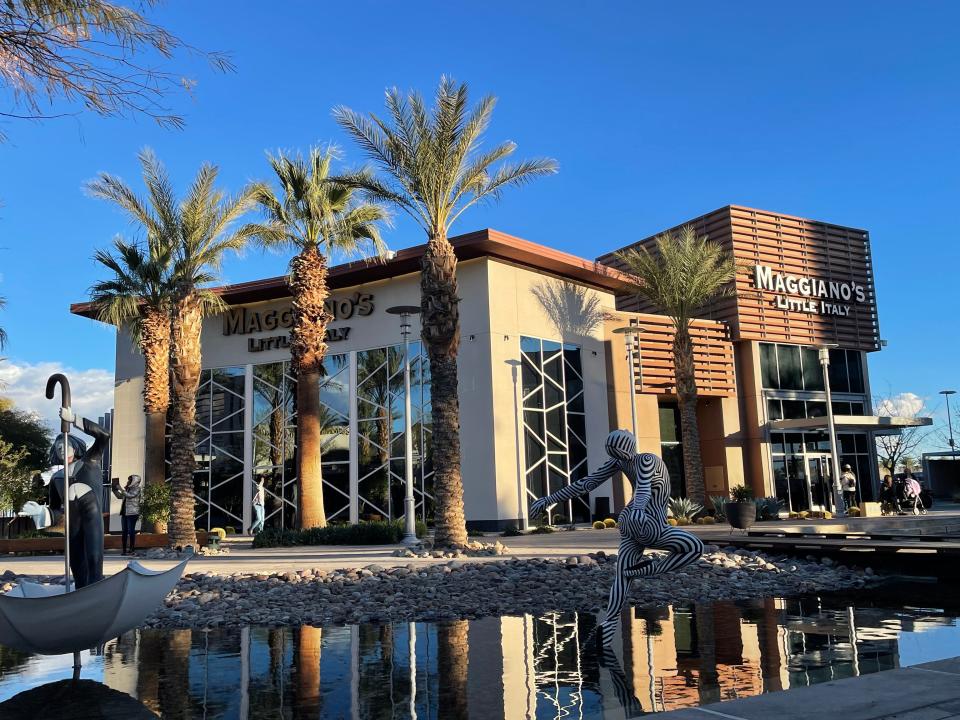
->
72, 205, 918, 533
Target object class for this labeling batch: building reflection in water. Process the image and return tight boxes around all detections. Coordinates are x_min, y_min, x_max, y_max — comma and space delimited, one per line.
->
1, 594, 956, 718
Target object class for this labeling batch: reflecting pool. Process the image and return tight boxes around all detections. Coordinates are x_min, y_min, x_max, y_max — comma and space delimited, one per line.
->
0, 583, 958, 718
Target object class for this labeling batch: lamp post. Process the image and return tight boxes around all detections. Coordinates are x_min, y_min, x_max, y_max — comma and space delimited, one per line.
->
818, 344, 846, 516
940, 390, 957, 458
386, 305, 422, 546
612, 325, 646, 445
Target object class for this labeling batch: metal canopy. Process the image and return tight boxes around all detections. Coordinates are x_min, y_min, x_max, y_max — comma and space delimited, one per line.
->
769, 414, 933, 436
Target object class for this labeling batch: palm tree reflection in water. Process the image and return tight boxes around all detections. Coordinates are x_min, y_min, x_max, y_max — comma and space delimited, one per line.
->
6, 593, 956, 718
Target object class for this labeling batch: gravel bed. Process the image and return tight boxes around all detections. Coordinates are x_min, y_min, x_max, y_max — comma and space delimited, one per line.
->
1, 545, 879, 629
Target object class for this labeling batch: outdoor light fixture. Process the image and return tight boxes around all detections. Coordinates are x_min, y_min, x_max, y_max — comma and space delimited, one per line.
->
386, 305, 422, 545
612, 325, 646, 446
816, 344, 846, 516
940, 390, 957, 457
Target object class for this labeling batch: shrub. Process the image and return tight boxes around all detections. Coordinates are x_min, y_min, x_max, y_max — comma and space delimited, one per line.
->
708, 495, 727, 521
209, 527, 227, 541
697, 516, 716, 525
847, 506, 861, 517
224, 526, 236, 535
788, 511, 800, 519
667, 518, 678, 526
730, 485, 753, 502
798, 511, 810, 519
501, 526, 523, 537
592, 521, 605, 529
823, 510, 833, 519
677, 518, 691, 526
140, 482, 171, 528
252, 520, 427, 548
530, 525, 555, 534
667, 497, 703, 523
603, 518, 617, 529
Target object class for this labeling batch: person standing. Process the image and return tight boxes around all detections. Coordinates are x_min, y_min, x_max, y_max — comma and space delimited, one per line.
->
112, 474, 142, 555
250, 478, 266, 534
903, 471, 924, 515
841, 464, 858, 510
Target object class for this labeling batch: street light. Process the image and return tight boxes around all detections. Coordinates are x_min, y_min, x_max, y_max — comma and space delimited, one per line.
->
940, 390, 957, 457
612, 325, 646, 445
386, 305, 422, 546
817, 344, 846, 516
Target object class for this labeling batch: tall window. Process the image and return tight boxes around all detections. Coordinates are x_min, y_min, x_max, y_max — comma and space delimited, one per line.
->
520, 337, 588, 524
318, 353, 351, 522
252, 362, 297, 529
658, 403, 685, 497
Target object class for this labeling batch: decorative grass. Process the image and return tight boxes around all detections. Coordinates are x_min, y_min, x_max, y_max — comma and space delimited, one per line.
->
252, 520, 427, 548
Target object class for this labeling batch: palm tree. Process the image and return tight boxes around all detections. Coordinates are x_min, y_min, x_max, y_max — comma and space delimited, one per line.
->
615, 225, 739, 505
250, 147, 387, 529
88, 150, 259, 548
88, 231, 173, 531
334, 77, 557, 546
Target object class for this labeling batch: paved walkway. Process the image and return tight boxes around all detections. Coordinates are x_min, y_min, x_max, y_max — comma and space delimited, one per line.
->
662, 656, 960, 719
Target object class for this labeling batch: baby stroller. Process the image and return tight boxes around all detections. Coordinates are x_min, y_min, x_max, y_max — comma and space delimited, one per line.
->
879, 479, 903, 516
902, 477, 927, 516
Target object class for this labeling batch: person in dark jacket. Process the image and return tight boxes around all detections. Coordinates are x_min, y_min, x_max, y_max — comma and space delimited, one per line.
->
112, 474, 142, 555
48, 409, 110, 588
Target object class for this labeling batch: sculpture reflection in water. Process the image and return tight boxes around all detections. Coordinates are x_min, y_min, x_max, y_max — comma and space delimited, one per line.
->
530, 430, 705, 645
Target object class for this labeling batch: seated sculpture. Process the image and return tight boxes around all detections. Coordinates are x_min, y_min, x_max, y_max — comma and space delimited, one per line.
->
530, 429, 704, 645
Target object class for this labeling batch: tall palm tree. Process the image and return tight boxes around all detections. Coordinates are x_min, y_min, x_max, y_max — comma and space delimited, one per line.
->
88, 231, 173, 531
615, 225, 739, 505
334, 77, 557, 546
88, 150, 259, 548
250, 147, 387, 529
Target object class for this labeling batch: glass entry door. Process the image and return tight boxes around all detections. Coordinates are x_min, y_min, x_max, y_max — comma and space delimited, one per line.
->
806, 456, 834, 512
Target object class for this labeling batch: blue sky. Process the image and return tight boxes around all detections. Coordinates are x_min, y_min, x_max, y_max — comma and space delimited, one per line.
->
0, 1, 957, 438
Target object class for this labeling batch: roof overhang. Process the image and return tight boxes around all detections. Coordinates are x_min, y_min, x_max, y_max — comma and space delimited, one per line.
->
770, 415, 933, 436
70, 228, 638, 320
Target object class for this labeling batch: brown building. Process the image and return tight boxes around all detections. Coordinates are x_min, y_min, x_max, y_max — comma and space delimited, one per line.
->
80, 205, 921, 531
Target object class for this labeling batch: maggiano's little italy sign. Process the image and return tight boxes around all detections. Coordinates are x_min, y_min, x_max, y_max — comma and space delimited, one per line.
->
753, 265, 866, 316
222, 292, 374, 352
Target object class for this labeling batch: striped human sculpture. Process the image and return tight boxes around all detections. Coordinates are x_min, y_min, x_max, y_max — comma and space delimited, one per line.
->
529, 429, 704, 645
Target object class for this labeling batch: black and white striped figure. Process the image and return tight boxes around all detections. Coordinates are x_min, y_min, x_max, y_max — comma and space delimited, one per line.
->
529, 429, 704, 646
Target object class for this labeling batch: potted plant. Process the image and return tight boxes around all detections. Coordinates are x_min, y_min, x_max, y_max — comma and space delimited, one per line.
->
726, 485, 756, 531
140, 481, 171, 535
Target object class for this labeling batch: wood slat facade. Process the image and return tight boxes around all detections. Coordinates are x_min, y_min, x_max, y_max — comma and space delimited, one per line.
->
598, 205, 881, 352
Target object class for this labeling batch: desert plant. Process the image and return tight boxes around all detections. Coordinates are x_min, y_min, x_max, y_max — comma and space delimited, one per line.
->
708, 495, 728, 521
224, 526, 236, 535
667, 497, 703, 523
603, 518, 618, 529
335, 78, 557, 547
530, 525, 555, 535
501, 526, 523, 537
755, 496, 784, 521
209, 527, 227, 540
592, 521, 605, 529
730, 485, 754, 502
697, 516, 716, 525
847, 506, 861, 517
667, 518, 678, 526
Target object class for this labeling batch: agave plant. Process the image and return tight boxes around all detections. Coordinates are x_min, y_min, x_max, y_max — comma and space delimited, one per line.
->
708, 495, 728, 521
755, 496, 784, 521
667, 497, 703, 522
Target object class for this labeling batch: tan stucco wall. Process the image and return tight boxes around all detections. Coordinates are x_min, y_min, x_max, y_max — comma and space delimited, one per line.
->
736, 341, 770, 496
110, 327, 146, 531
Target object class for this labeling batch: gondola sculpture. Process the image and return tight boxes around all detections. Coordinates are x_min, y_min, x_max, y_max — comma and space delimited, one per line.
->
0, 374, 189, 665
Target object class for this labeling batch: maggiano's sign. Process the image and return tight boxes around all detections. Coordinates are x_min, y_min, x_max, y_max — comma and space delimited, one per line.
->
222, 292, 374, 352
753, 265, 865, 316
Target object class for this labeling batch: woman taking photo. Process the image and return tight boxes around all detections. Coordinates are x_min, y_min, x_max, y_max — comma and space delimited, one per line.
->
112, 474, 143, 555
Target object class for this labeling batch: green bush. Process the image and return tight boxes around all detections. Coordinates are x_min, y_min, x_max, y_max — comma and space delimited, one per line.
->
730, 485, 754, 502
603, 517, 617, 529
252, 519, 427, 548
140, 482, 171, 527
667, 497, 703, 523
224, 526, 236, 535
755, 496, 784, 520
501, 526, 523, 537
592, 520, 605, 529
708, 495, 728, 521
529, 525, 555, 534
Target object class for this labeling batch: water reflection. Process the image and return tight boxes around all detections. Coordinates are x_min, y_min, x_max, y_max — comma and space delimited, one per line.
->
0, 588, 957, 718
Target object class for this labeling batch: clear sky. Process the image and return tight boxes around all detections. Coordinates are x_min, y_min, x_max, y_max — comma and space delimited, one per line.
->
0, 1, 957, 439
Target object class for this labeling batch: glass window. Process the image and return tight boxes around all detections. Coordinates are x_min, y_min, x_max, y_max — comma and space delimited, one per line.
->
828, 349, 849, 393
766, 399, 783, 421
838, 434, 857, 454
785, 433, 804, 454
851, 402, 865, 415
847, 350, 865, 394
802, 346, 824, 391
521, 336, 590, 523
782, 400, 806, 419
770, 432, 786, 455
659, 404, 681, 443
806, 401, 827, 417
760, 343, 779, 389
832, 401, 851, 415
778, 345, 802, 390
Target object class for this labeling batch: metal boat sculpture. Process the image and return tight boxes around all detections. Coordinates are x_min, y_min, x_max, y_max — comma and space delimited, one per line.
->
0, 556, 189, 655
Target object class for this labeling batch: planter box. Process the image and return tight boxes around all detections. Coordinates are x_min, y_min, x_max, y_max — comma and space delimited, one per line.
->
726, 502, 756, 530
0, 531, 209, 555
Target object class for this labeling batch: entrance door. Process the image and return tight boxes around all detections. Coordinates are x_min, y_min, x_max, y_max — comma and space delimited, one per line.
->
807, 456, 834, 512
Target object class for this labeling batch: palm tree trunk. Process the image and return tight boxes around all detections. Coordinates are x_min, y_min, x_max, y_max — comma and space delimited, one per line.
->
674, 324, 705, 505
168, 294, 202, 548
295, 626, 322, 717
421, 234, 467, 547
290, 247, 330, 529
141, 307, 170, 533
437, 620, 469, 720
